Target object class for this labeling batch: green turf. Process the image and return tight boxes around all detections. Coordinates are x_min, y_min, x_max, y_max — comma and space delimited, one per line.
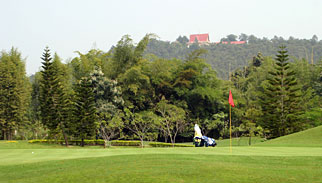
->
255, 125, 322, 147
2, 146, 322, 166
0, 150, 321, 183
0, 140, 105, 149
216, 136, 264, 146
179, 137, 264, 147
1, 132, 322, 183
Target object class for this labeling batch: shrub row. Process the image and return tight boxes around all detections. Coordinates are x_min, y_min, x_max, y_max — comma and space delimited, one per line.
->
28, 140, 193, 147
28, 139, 142, 146
28, 139, 105, 145
149, 142, 194, 147
110, 140, 141, 146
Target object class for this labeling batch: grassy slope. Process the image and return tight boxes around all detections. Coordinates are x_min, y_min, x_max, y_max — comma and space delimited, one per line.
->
255, 126, 322, 147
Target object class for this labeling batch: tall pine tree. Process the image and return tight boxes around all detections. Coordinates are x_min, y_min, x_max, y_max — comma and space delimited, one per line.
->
40, 47, 56, 131
73, 76, 97, 146
39, 47, 71, 145
260, 46, 302, 138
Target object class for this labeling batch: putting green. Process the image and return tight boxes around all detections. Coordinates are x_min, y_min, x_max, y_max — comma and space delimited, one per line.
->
1, 140, 322, 183
0, 149, 321, 183
1, 146, 322, 166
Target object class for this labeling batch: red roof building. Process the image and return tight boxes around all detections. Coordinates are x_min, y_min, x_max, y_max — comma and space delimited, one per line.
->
186, 33, 246, 46
230, 41, 246, 45
188, 34, 210, 45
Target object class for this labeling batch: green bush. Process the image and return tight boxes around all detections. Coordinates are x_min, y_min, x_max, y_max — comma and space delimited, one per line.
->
149, 142, 194, 147
28, 139, 105, 146
28, 139, 143, 146
28, 140, 60, 144
111, 140, 141, 146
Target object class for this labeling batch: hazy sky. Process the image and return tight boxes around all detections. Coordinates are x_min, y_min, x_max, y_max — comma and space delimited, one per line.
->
1, 0, 322, 75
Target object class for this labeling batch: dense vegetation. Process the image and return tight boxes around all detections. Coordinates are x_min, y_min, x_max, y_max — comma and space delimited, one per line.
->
0, 34, 321, 146
146, 34, 322, 79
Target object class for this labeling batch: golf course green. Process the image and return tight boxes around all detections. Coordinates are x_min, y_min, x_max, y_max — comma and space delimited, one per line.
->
0, 126, 321, 183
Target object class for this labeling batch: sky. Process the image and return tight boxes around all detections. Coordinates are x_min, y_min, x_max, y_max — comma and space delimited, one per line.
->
1, 0, 322, 75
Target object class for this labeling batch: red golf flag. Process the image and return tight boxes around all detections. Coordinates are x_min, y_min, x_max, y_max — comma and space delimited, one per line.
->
229, 90, 235, 107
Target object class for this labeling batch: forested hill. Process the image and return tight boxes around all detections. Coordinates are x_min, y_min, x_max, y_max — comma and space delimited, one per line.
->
145, 35, 322, 79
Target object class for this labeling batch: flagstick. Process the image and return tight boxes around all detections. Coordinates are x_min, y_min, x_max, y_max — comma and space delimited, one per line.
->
229, 62, 232, 154
229, 104, 232, 153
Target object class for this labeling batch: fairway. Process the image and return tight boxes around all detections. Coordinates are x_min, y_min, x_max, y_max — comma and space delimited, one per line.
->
1, 142, 322, 183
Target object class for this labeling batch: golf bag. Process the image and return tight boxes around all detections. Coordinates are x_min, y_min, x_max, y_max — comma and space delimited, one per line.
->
193, 124, 217, 147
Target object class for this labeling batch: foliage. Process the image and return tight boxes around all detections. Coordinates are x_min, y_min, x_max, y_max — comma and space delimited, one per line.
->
73, 77, 98, 146
149, 142, 194, 147
155, 99, 187, 145
146, 34, 322, 79
28, 72, 47, 139
88, 67, 124, 145
110, 140, 141, 146
39, 47, 56, 131
28, 139, 105, 146
119, 61, 154, 111
69, 49, 110, 81
108, 34, 154, 79
0, 48, 31, 140
199, 112, 227, 138
39, 48, 72, 145
1, 34, 321, 143
260, 46, 302, 138
124, 109, 159, 147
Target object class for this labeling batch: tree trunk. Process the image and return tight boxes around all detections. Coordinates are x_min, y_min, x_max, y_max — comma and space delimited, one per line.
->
60, 123, 69, 147
170, 137, 174, 147
81, 138, 84, 147
100, 126, 112, 148
1, 130, 5, 140
171, 134, 177, 147
6, 130, 12, 140
104, 137, 111, 148
62, 130, 69, 147
249, 134, 251, 146
164, 134, 168, 143
168, 129, 174, 147
140, 138, 144, 148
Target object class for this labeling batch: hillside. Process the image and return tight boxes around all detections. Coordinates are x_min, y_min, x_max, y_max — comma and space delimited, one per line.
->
145, 35, 322, 79
255, 126, 322, 147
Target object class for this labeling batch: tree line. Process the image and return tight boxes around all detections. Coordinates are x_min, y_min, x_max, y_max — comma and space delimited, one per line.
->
0, 34, 321, 146
146, 34, 322, 79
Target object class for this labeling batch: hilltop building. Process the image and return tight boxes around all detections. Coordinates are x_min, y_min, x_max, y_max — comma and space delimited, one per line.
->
188, 33, 246, 45
219, 41, 246, 45
188, 33, 210, 45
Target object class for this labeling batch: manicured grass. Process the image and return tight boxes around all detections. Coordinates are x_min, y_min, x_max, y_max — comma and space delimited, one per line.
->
179, 136, 265, 147
2, 146, 322, 166
216, 136, 264, 147
255, 125, 322, 147
0, 140, 104, 149
1, 133, 322, 183
0, 152, 321, 183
